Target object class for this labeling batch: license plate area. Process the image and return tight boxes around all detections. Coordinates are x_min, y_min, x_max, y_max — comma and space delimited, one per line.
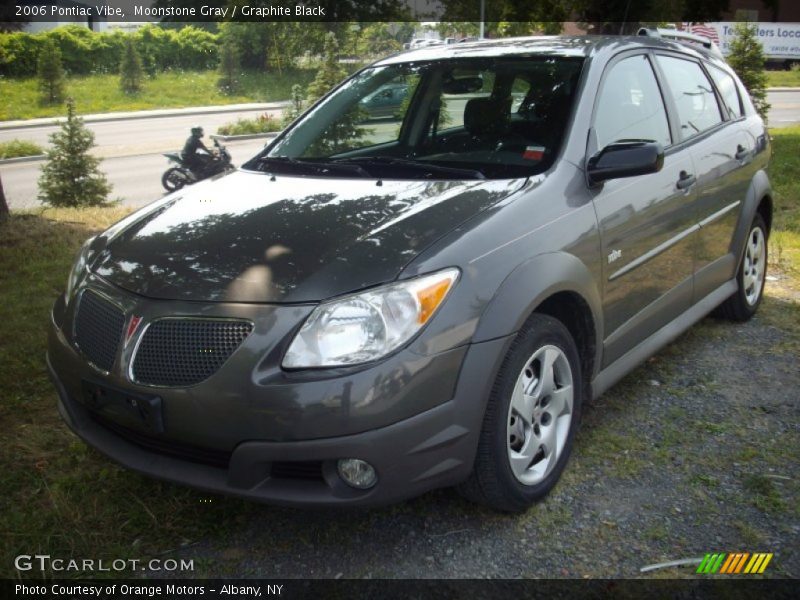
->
82, 380, 164, 433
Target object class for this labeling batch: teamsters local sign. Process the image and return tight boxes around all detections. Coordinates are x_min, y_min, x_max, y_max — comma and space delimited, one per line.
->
707, 22, 800, 59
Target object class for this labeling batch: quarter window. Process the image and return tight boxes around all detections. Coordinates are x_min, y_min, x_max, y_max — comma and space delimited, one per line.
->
657, 55, 723, 139
594, 55, 671, 150
707, 64, 744, 119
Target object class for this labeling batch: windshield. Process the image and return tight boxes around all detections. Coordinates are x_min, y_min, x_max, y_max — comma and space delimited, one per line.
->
245, 56, 585, 180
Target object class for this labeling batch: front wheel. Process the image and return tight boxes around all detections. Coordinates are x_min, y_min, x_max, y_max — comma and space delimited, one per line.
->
458, 313, 583, 512
162, 167, 191, 192
716, 213, 768, 321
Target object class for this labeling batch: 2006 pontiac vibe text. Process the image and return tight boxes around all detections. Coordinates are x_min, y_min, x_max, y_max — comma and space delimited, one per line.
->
48, 35, 771, 511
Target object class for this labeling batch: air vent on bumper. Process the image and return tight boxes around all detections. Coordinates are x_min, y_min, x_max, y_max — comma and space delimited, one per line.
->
132, 319, 252, 386
74, 290, 125, 372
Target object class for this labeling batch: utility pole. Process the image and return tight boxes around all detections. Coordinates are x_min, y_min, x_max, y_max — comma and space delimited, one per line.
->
479, 0, 485, 39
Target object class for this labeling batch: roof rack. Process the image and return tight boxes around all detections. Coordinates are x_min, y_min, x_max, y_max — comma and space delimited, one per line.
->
637, 27, 724, 58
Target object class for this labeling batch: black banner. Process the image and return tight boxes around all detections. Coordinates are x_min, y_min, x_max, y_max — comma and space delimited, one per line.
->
2, 579, 798, 600
2, 0, 799, 24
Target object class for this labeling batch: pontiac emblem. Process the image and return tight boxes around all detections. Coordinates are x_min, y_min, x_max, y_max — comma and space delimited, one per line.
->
125, 315, 143, 346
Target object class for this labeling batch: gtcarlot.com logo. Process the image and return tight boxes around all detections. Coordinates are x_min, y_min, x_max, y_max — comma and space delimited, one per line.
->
14, 554, 194, 573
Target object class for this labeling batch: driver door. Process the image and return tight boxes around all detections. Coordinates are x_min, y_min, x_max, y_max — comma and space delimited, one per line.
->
590, 52, 698, 366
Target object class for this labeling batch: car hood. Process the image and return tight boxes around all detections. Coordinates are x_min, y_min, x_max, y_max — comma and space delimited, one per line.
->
93, 171, 526, 303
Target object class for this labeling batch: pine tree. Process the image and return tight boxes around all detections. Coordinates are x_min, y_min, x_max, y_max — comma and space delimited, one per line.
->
305, 33, 369, 156
217, 35, 240, 94
728, 22, 771, 122
38, 99, 111, 208
306, 32, 347, 103
37, 39, 66, 105
119, 38, 144, 95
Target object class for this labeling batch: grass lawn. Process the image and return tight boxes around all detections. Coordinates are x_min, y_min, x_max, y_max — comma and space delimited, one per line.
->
766, 69, 800, 88
0, 69, 317, 121
0, 129, 798, 578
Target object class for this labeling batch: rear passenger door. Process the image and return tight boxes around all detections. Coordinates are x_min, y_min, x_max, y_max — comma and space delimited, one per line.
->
654, 54, 755, 300
590, 52, 697, 367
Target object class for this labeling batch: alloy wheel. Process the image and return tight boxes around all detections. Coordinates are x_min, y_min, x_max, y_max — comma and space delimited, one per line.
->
743, 225, 766, 306
506, 345, 574, 486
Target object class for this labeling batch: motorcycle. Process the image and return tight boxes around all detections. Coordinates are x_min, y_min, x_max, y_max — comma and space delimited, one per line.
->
161, 138, 234, 192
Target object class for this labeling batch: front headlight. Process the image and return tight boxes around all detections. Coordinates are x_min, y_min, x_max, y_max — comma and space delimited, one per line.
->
283, 268, 459, 368
65, 236, 96, 299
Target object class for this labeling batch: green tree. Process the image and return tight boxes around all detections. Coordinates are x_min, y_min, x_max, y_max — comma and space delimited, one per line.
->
307, 32, 347, 103
305, 32, 370, 156
728, 21, 770, 122
38, 99, 111, 207
217, 34, 240, 94
37, 39, 66, 105
119, 37, 144, 95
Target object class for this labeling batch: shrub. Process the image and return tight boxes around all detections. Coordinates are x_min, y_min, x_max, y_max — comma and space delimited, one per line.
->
0, 140, 44, 159
217, 113, 282, 136
38, 99, 111, 207
281, 83, 305, 127
37, 38, 66, 105
0, 26, 219, 78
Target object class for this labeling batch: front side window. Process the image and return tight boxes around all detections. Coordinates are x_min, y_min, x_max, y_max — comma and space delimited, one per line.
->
249, 56, 585, 179
657, 55, 723, 140
707, 64, 744, 119
594, 54, 672, 150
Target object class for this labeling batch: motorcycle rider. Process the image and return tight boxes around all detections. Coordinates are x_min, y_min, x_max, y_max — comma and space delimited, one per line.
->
182, 126, 213, 175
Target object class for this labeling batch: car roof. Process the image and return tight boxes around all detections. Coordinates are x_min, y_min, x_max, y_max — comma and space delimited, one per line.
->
375, 35, 722, 66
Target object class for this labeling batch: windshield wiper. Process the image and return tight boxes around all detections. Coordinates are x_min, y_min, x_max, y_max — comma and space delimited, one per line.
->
333, 156, 486, 180
254, 156, 371, 178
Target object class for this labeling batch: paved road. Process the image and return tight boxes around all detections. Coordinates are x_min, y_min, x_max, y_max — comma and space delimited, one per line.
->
1, 139, 268, 209
0, 108, 280, 159
2, 92, 798, 210
767, 89, 800, 128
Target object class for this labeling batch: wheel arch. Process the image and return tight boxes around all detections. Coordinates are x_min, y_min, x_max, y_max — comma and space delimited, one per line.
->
731, 169, 772, 258
473, 252, 603, 383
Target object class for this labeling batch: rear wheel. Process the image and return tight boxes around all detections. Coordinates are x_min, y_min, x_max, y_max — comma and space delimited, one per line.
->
458, 314, 583, 512
162, 167, 191, 192
717, 213, 768, 321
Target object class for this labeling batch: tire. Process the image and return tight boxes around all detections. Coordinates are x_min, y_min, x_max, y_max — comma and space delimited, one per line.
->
458, 313, 584, 512
716, 213, 768, 322
162, 167, 190, 192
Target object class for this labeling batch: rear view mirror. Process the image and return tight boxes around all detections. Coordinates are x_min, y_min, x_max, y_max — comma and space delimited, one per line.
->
587, 141, 664, 185
442, 77, 483, 94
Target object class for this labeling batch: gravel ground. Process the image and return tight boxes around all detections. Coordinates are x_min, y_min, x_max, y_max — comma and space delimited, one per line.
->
164, 286, 799, 579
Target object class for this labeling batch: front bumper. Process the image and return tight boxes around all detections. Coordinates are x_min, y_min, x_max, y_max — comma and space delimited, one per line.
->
48, 279, 513, 507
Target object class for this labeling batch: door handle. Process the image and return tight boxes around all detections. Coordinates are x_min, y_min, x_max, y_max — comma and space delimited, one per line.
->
735, 144, 749, 161
676, 171, 696, 190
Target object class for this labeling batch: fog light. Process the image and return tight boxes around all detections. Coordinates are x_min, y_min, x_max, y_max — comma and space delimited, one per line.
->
337, 458, 377, 489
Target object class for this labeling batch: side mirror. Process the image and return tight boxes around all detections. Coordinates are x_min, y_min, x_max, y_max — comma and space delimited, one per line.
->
587, 141, 664, 185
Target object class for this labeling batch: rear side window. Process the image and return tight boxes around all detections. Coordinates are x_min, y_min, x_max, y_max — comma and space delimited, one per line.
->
656, 55, 723, 140
707, 64, 744, 119
594, 54, 671, 150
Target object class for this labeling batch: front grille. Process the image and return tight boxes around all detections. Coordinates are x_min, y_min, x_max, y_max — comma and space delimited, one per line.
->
74, 290, 125, 372
270, 461, 324, 481
91, 413, 232, 469
132, 319, 253, 387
